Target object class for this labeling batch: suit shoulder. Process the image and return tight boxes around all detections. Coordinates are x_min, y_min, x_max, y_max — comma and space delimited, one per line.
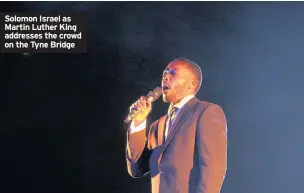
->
196, 100, 212, 109
196, 100, 224, 112
153, 115, 166, 123
150, 115, 166, 129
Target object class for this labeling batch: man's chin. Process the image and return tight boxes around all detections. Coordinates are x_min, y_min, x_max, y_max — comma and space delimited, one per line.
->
162, 94, 170, 103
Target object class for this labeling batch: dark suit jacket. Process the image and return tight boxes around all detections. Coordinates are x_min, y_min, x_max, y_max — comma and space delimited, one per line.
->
126, 97, 227, 193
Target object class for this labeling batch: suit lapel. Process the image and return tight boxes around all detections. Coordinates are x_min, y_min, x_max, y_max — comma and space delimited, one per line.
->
157, 97, 199, 164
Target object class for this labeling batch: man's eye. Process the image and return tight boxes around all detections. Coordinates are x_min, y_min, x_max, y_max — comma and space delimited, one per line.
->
170, 70, 176, 75
163, 69, 176, 76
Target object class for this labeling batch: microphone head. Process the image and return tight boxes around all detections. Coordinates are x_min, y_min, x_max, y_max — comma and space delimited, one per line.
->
147, 87, 162, 102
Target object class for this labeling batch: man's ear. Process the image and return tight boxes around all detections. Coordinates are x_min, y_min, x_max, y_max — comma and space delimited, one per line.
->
188, 80, 197, 90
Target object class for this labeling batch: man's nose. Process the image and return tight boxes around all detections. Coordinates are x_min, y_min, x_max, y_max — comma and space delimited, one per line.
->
162, 74, 169, 82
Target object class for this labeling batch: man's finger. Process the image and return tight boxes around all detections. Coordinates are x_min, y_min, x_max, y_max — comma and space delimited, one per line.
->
135, 102, 142, 110
139, 98, 147, 108
146, 100, 152, 110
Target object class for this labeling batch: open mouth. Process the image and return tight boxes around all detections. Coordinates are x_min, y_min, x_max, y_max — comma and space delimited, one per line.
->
162, 85, 170, 92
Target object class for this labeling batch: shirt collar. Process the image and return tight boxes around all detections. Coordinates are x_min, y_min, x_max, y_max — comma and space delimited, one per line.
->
167, 95, 195, 115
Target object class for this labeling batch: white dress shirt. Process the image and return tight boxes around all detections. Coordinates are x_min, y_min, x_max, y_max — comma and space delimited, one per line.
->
130, 95, 194, 139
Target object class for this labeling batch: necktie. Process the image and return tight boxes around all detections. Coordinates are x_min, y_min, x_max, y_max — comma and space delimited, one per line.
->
166, 107, 178, 139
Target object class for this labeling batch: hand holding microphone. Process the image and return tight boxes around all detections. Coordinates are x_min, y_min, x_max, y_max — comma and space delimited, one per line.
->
129, 96, 152, 127
124, 87, 162, 126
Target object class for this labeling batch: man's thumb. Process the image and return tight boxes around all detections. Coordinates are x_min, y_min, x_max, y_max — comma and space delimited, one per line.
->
147, 100, 152, 110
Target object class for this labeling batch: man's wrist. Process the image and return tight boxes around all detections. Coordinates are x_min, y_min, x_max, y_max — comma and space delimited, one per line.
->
129, 120, 147, 134
133, 120, 144, 128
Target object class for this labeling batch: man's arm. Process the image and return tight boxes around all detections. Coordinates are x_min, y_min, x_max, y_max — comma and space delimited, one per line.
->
125, 95, 153, 178
196, 104, 228, 193
126, 120, 154, 178
129, 120, 146, 134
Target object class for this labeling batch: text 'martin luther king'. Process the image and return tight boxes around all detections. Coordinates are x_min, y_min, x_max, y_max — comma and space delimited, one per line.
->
1, 13, 87, 53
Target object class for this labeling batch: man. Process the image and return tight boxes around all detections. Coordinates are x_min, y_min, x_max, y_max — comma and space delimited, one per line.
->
125, 58, 227, 193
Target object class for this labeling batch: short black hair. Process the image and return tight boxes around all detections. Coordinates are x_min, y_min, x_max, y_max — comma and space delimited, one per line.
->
172, 58, 203, 93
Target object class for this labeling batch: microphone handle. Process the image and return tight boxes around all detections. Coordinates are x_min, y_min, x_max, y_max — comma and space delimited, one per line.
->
124, 87, 161, 123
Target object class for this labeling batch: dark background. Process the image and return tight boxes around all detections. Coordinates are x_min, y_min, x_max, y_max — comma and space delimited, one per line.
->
1, 2, 304, 193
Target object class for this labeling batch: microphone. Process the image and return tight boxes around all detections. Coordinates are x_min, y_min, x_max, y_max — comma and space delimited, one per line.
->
124, 87, 162, 123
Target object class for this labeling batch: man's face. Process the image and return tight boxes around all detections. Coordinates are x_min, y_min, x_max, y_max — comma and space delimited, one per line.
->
161, 61, 194, 104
